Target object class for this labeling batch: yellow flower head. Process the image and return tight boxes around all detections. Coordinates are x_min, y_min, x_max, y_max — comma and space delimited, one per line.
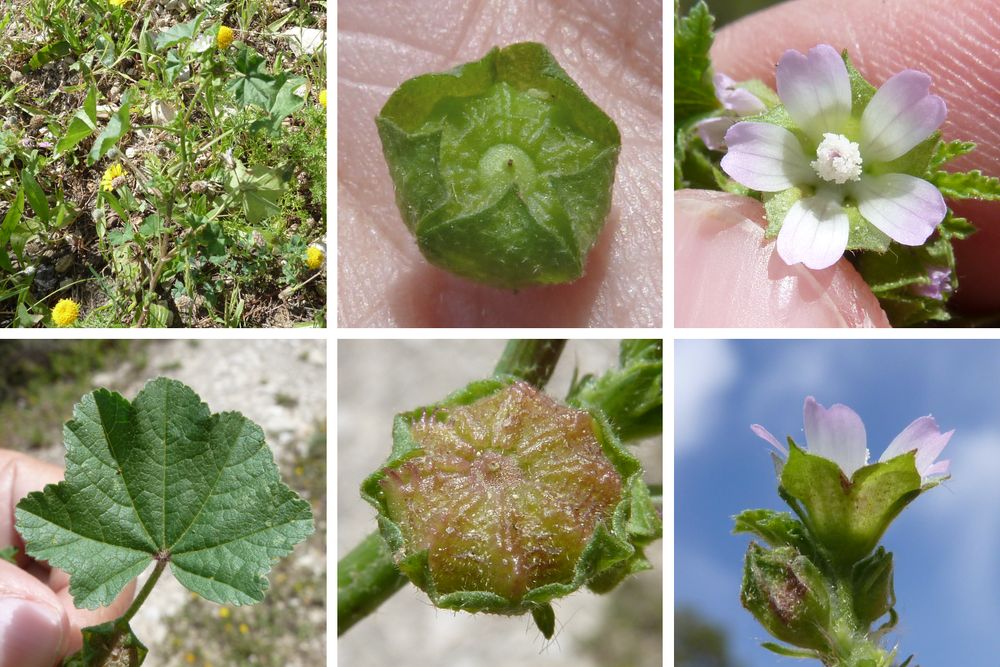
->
52, 299, 80, 327
101, 163, 126, 192
318, 89, 327, 108
218, 607, 230, 619
306, 245, 324, 270
238, 623, 249, 635
217, 25, 235, 49
108, 0, 130, 7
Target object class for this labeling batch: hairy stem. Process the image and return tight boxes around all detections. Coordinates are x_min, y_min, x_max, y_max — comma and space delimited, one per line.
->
492, 339, 566, 387
337, 339, 568, 635
119, 558, 168, 625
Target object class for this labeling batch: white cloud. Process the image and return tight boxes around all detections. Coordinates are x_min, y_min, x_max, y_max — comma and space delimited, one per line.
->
675, 340, 738, 454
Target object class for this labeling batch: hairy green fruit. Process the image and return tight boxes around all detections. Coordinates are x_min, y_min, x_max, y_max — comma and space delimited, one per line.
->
362, 378, 659, 637
376, 42, 621, 288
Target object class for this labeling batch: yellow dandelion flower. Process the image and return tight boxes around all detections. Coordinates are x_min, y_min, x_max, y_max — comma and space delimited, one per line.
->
184, 653, 196, 664
101, 163, 126, 192
108, 0, 130, 6
218, 607, 230, 619
238, 623, 249, 635
217, 26, 235, 49
318, 89, 327, 108
306, 245, 324, 270
51, 299, 80, 327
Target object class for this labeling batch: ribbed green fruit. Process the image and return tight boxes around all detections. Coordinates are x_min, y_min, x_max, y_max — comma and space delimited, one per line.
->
361, 378, 659, 637
376, 42, 621, 289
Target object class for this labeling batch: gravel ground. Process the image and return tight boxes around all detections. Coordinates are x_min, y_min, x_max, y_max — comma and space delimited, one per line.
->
337, 340, 662, 667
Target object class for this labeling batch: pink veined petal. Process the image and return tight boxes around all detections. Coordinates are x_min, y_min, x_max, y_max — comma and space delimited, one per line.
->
776, 45, 852, 141
803, 396, 868, 478
714, 73, 767, 116
860, 70, 947, 163
851, 173, 946, 246
923, 460, 950, 478
775, 192, 849, 270
695, 116, 735, 151
720, 122, 814, 191
751, 424, 788, 456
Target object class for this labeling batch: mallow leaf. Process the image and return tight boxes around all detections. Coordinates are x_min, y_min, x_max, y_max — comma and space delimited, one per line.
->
15, 377, 314, 610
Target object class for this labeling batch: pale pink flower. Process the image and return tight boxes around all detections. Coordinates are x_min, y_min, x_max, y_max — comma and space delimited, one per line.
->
752, 396, 951, 482
695, 73, 766, 151
722, 45, 947, 270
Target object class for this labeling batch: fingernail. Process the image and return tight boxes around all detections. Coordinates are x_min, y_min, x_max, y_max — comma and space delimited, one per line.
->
0, 597, 65, 667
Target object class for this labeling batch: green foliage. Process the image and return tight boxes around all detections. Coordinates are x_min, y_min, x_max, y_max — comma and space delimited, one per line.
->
0, 546, 17, 563
931, 169, 1000, 201
674, 1, 717, 127
88, 89, 135, 165
15, 377, 314, 608
55, 85, 99, 156
225, 160, 289, 225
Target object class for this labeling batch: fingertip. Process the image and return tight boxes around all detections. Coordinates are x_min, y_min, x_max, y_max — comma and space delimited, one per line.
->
0, 560, 70, 666
674, 189, 890, 328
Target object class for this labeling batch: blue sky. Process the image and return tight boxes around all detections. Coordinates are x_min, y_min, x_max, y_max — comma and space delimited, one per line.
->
676, 339, 1000, 666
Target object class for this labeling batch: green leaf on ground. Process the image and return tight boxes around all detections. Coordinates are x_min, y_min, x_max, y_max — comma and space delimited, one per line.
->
225, 161, 287, 224
88, 90, 135, 166
56, 85, 99, 156
154, 17, 202, 51
250, 75, 306, 134
21, 169, 51, 225
227, 46, 278, 110
15, 377, 314, 609
28, 40, 71, 70
0, 188, 25, 272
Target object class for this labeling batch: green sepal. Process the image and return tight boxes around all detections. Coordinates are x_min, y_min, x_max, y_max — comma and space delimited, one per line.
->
62, 621, 147, 666
567, 339, 663, 442
732, 509, 817, 562
762, 186, 806, 239
361, 377, 659, 626
376, 42, 620, 288
531, 604, 556, 639
760, 642, 822, 659
0, 546, 17, 563
779, 442, 922, 567
741, 542, 832, 652
852, 547, 895, 627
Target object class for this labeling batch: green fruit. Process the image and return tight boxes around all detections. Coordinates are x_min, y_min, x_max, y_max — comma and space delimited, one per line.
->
361, 378, 659, 637
376, 42, 621, 288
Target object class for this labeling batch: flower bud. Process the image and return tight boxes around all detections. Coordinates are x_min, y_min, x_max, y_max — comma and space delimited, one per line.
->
851, 547, 895, 627
362, 378, 658, 636
741, 542, 832, 652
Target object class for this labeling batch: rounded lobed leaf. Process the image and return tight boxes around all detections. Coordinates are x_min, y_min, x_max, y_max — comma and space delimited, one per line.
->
15, 377, 314, 609
376, 42, 621, 289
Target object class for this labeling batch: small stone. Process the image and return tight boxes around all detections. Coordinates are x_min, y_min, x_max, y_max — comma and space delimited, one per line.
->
54, 255, 74, 274
125, 147, 137, 159
9, 71, 23, 84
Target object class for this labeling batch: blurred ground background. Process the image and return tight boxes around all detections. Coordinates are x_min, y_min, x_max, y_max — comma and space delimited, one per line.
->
0, 339, 327, 666
338, 339, 662, 667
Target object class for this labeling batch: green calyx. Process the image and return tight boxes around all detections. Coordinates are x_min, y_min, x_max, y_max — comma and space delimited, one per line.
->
361, 377, 659, 637
376, 42, 621, 289
779, 442, 925, 568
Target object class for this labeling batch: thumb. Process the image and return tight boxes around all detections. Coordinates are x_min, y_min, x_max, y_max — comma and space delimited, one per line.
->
674, 190, 890, 327
0, 560, 69, 667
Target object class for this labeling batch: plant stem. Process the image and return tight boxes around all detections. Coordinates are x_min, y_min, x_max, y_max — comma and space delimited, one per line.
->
492, 339, 566, 388
118, 558, 168, 625
337, 532, 407, 635
337, 339, 570, 635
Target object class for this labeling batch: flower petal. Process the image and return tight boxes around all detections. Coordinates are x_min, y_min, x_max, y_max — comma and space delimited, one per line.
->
776, 45, 851, 140
714, 73, 766, 116
880, 415, 953, 479
852, 173, 946, 245
751, 424, 788, 456
923, 460, 950, 478
775, 192, 849, 270
721, 122, 814, 191
695, 116, 734, 151
860, 70, 947, 162
803, 396, 868, 478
